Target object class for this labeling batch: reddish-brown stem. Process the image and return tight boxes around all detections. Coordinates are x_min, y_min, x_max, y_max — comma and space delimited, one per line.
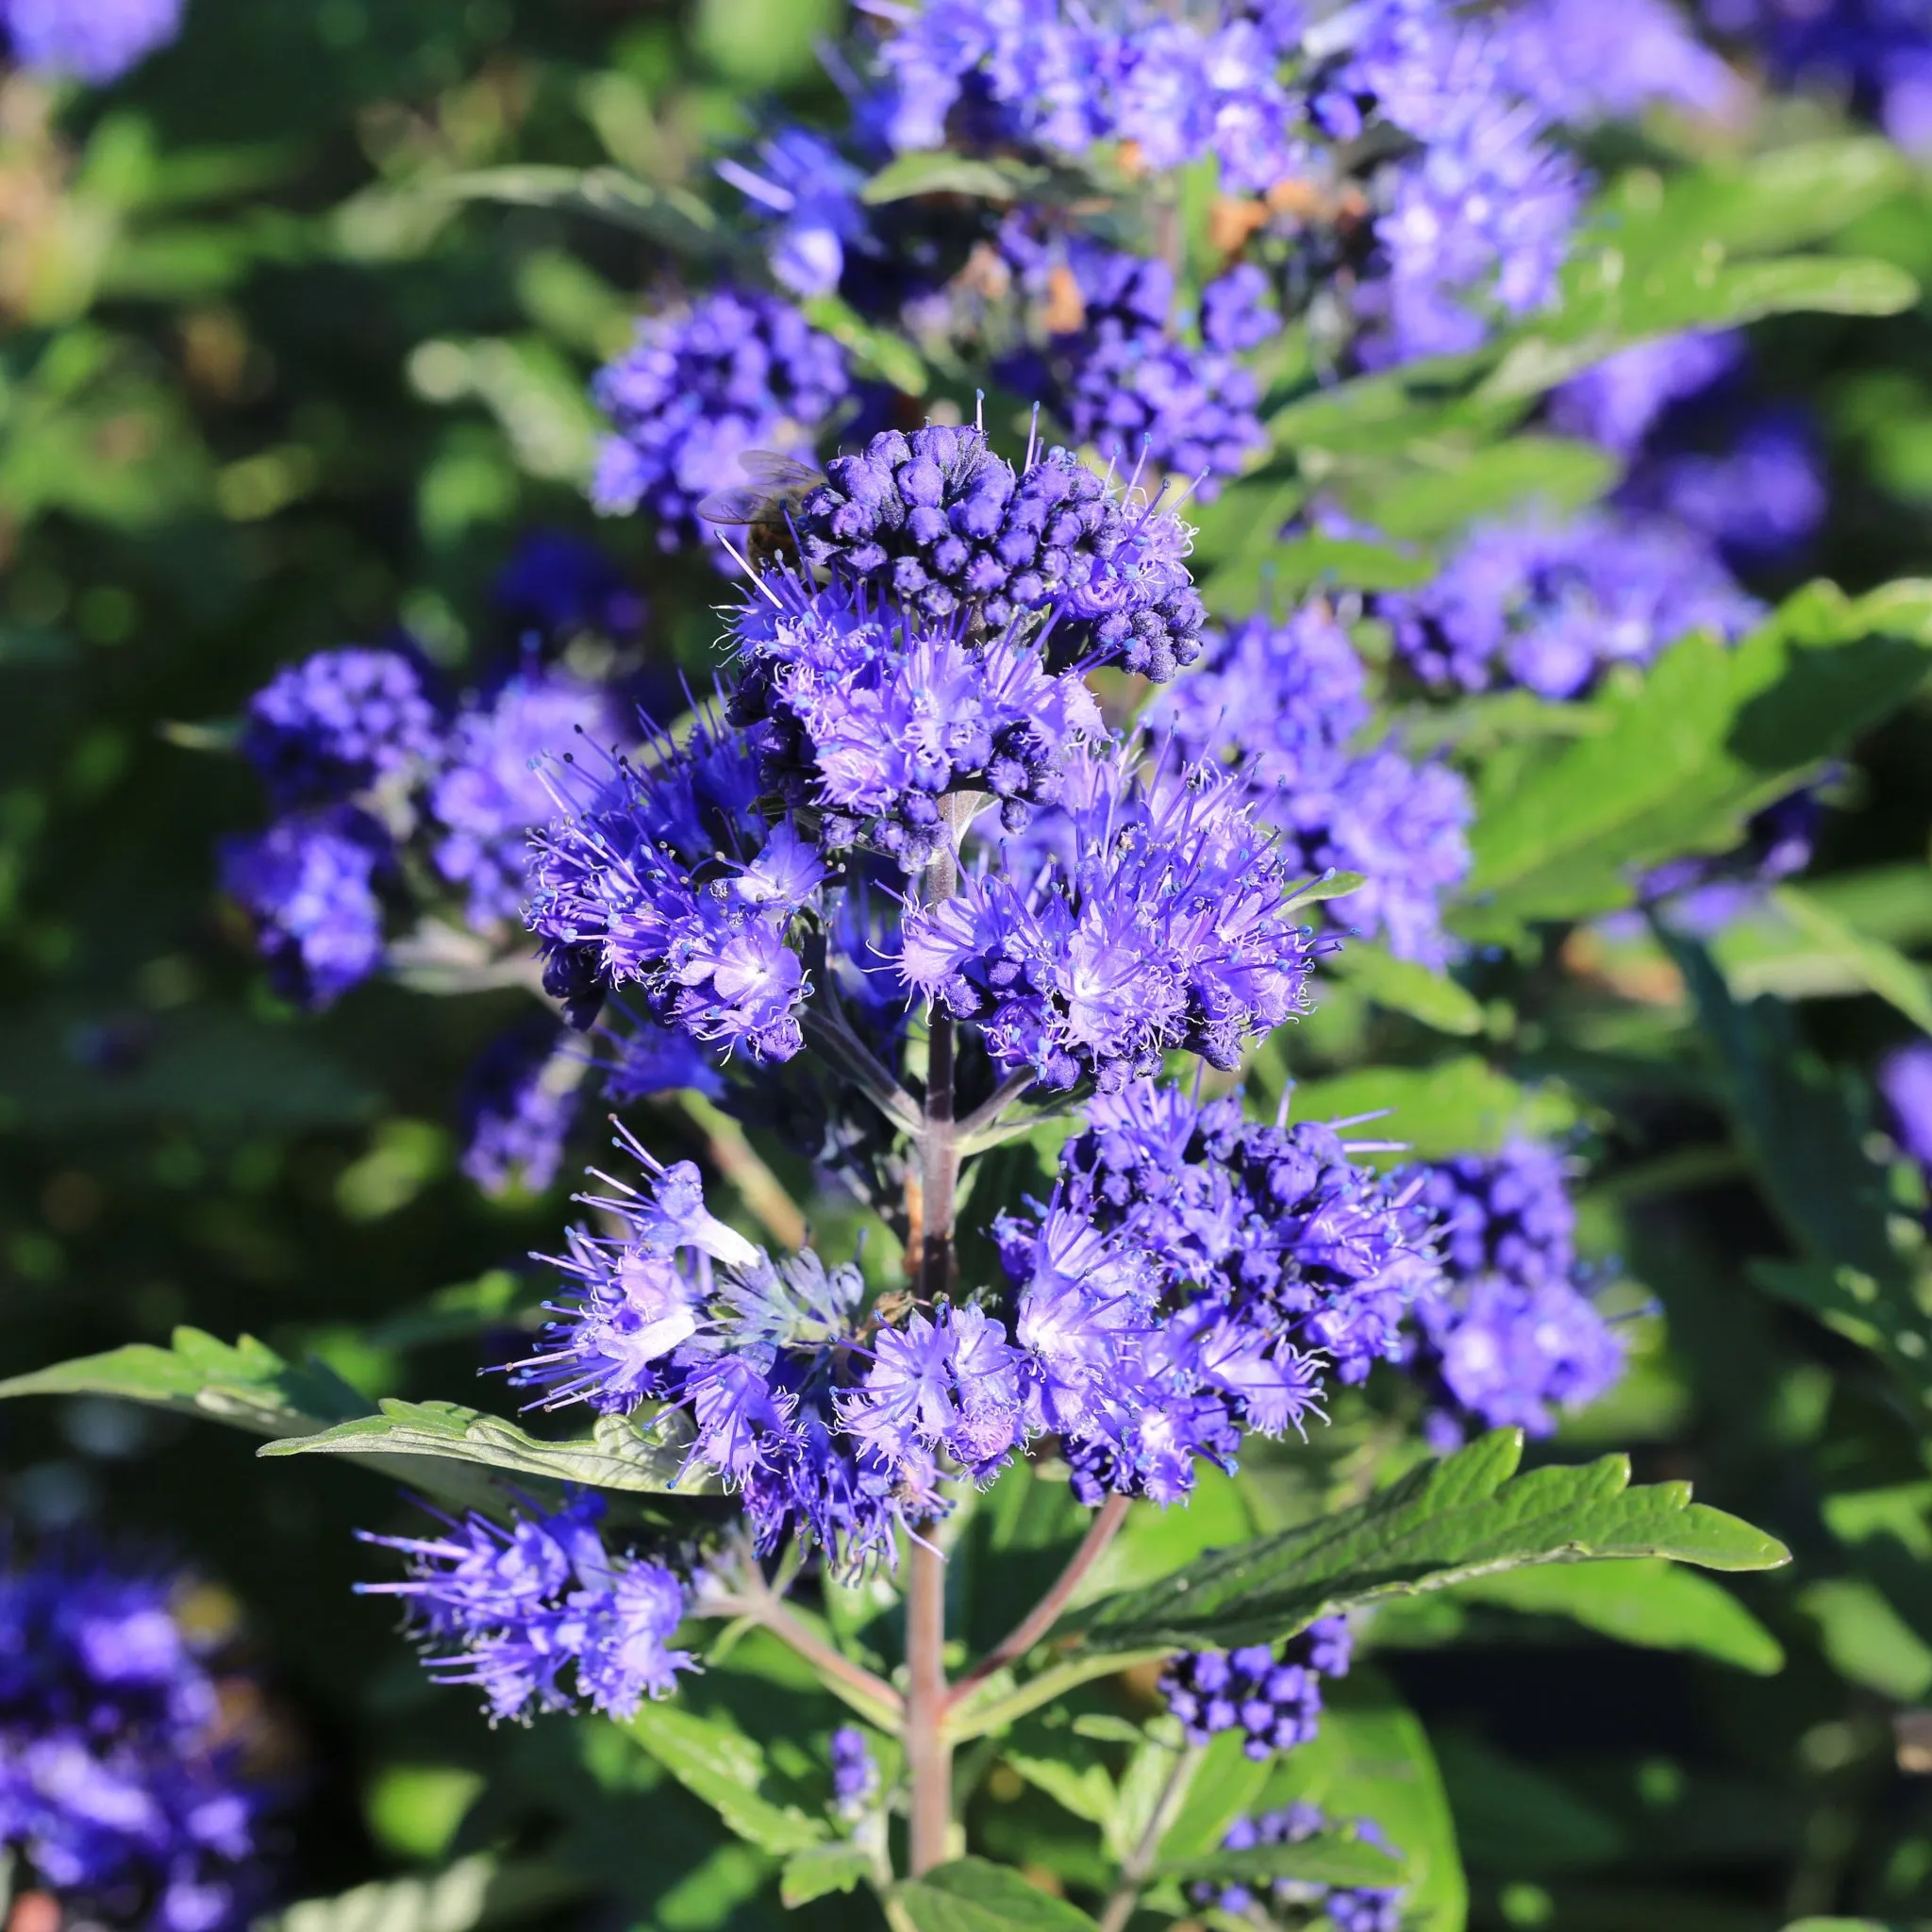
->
946, 1491, 1129, 1711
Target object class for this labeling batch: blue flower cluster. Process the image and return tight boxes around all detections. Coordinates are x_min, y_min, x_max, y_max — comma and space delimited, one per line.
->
1159, 1616, 1354, 1759
1399, 1142, 1625, 1445
1154, 605, 1474, 967
458, 1016, 584, 1198
902, 754, 1327, 1091
790, 423, 1208, 679
0, 1546, 268, 1932
829, 1725, 878, 1819
1191, 1802, 1402, 1927
591, 291, 851, 551
242, 647, 441, 807
1003, 242, 1267, 496
509, 1070, 1431, 1561
1707, 0, 1932, 150
1379, 508, 1762, 699
357, 1491, 694, 1724
2, 0, 182, 82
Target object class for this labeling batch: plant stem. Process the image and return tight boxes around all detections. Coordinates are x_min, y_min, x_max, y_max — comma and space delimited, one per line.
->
906, 825, 964, 1876
1095, 1746, 1197, 1932
946, 1492, 1129, 1708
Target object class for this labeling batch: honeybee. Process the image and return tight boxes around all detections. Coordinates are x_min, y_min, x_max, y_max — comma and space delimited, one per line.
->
698, 451, 824, 572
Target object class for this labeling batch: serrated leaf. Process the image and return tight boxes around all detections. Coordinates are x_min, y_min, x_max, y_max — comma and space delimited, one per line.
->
1157, 1830, 1403, 1889
1324, 942, 1485, 1036
893, 1858, 1097, 1931
1464, 581, 1932, 924
258, 1398, 712, 1494
1447, 1557, 1784, 1674
258, 1857, 583, 1932
778, 1840, 873, 1907
624, 1703, 826, 1856
1065, 1430, 1787, 1654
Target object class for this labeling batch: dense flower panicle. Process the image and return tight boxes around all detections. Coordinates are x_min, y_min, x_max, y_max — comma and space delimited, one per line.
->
1020, 247, 1266, 495
1882, 1041, 1932, 1174
458, 1018, 584, 1198
357, 1492, 694, 1724
220, 809, 387, 1009
728, 569, 1103, 866
590, 291, 850, 549
1498, 0, 1741, 119
429, 671, 626, 926
1160, 1617, 1354, 1759
790, 424, 1208, 679
1191, 1803, 1402, 1924
874, 0, 1306, 188
0, 1545, 269, 1932
1058, 1078, 1440, 1386
1153, 607, 1473, 966
1400, 1144, 1624, 1441
1706, 0, 1932, 150
492, 532, 645, 641
242, 647, 441, 807
2, 0, 183, 81
900, 753, 1325, 1091
1378, 509, 1762, 698
525, 718, 824, 1059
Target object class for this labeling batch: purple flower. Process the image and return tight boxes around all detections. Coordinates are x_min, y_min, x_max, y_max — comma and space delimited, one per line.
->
728, 568, 1104, 868
493, 532, 645, 641
719, 127, 871, 299
1201, 262, 1279, 354
1499, 0, 1741, 120
1191, 1801, 1401, 1923
1152, 607, 1473, 965
1161, 1617, 1353, 1759
242, 647, 441, 808
220, 808, 388, 1008
429, 670, 625, 927
1018, 245, 1266, 496
458, 1017, 584, 1198
900, 752, 1324, 1091
356, 1492, 694, 1724
1549, 332, 1747, 458
2, 0, 182, 82
591, 290, 850, 552
1378, 508, 1762, 698
829, 1725, 878, 1819
841, 1304, 1026, 1479
790, 423, 1208, 681
1880, 1041, 1932, 1173
0, 1544, 270, 1932
1400, 1143, 1625, 1441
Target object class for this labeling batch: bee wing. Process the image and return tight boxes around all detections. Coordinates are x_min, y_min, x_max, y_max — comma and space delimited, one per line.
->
696, 486, 774, 526
737, 451, 824, 490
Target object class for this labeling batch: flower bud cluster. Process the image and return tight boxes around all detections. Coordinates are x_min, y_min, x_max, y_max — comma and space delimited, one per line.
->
1160, 1616, 1355, 1759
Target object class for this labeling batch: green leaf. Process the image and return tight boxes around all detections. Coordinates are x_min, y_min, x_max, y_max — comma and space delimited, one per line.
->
1464, 581, 1932, 925
1154, 1729, 1271, 1866
1287, 1057, 1576, 1164
1157, 1829, 1403, 1889
893, 1859, 1097, 1932
801, 292, 930, 395
1287, 870, 1369, 909
623, 1703, 826, 1857
858, 152, 1046, 206
1337, 435, 1617, 544
1262, 1672, 1466, 1932
258, 1397, 713, 1494
778, 1841, 873, 1907
1324, 942, 1486, 1036
1065, 1430, 1788, 1655
1763, 884, 1932, 1034
259, 1858, 584, 1932
1448, 1557, 1784, 1673
1003, 1727, 1117, 1829
0, 1326, 367, 1436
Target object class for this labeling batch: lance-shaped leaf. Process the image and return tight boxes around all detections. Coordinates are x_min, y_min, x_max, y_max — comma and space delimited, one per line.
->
623, 1703, 826, 1857
0, 1326, 369, 1437
1062, 1430, 1786, 1655
259, 1397, 715, 1494
894, 1859, 1098, 1931
1323, 941, 1486, 1037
